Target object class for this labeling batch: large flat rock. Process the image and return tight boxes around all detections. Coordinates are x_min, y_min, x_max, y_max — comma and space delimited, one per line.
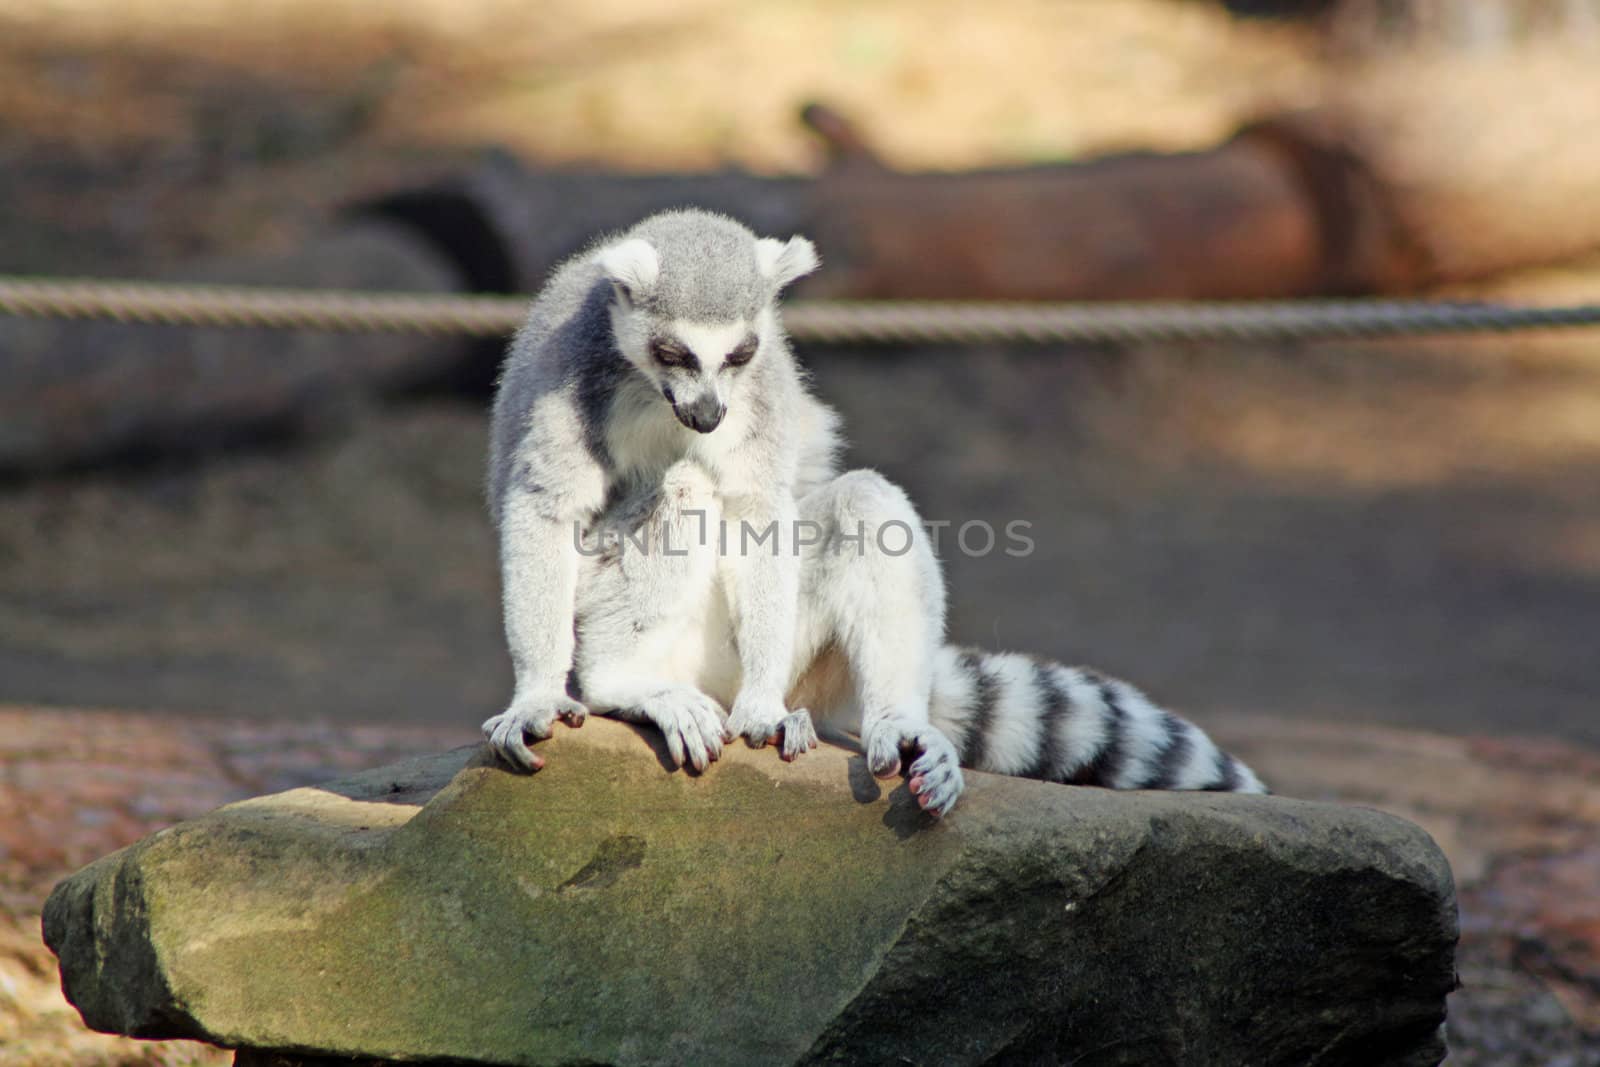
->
43, 717, 1457, 1066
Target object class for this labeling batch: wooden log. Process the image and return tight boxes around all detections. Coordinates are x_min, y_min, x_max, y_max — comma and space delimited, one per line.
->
805, 126, 1404, 300
13, 76, 1599, 473
0, 121, 1417, 472
367, 156, 814, 307
409, 119, 1415, 305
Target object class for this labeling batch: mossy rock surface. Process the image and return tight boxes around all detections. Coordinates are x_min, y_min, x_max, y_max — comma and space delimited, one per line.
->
44, 718, 1457, 1066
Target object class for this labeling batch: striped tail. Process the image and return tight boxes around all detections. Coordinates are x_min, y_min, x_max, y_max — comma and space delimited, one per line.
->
929, 646, 1267, 794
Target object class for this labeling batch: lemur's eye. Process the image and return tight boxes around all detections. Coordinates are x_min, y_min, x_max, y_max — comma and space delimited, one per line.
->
650, 339, 698, 370
724, 337, 758, 368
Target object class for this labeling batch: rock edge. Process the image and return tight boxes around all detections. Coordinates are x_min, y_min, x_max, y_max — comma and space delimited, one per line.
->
45, 717, 1458, 1066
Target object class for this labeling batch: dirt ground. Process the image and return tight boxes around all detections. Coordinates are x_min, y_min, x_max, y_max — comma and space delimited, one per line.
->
6, 214, 1600, 746
3, 335, 1598, 751
6, 0, 1595, 747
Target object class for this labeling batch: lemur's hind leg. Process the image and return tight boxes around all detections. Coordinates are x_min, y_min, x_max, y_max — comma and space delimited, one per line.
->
571, 463, 731, 771
792, 470, 964, 815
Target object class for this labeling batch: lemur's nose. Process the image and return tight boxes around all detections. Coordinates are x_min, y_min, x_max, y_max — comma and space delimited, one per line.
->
681, 395, 726, 433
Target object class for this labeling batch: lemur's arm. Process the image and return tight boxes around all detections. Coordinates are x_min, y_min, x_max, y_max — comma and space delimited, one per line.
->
500, 492, 583, 693
483, 398, 606, 771
722, 491, 814, 754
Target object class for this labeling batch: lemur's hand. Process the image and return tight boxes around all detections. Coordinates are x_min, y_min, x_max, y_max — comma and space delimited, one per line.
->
725, 693, 818, 761
633, 686, 727, 772
865, 715, 964, 818
482, 693, 588, 772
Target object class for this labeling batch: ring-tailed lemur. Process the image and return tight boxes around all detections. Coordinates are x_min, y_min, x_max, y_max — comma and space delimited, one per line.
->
484, 208, 1266, 816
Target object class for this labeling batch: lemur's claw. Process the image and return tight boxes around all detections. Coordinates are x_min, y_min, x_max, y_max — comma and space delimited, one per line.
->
777, 710, 818, 762
906, 732, 964, 817
482, 695, 589, 773
865, 718, 912, 779
865, 716, 964, 815
726, 696, 800, 753
638, 686, 726, 772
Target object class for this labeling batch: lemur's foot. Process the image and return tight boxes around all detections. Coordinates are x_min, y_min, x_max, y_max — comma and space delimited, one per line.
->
725, 695, 815, 760
906, 732, 964, 817
482, 695, 588, 772
863, 714, 920, 778
776, 710, 818, 762
865, 716, 965, 817
636, 686, 726, 772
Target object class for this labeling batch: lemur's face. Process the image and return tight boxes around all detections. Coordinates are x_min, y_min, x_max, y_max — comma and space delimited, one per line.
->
638, 320, 759, 434
595, 220, 820, 436
607, 301, 762, 434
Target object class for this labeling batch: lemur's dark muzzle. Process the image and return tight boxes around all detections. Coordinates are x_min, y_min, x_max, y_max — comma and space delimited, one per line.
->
675, 395, 725, 434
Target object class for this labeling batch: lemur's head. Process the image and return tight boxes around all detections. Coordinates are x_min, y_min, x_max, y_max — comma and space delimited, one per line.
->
595, 209, 818, 434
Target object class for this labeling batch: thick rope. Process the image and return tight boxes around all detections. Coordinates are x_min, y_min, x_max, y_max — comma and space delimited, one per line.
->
2, 276, 1600, 345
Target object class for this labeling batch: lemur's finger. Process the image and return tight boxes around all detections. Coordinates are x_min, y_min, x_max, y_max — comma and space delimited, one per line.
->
482, 715, 517, 759
484, 715, 545, 773
662, 725, 686, 769
683, 721, 710, 772
912, 764, 957, 795
694, 700, 724, 761
500, 740, 544, 773
919, 779, 962, 818
490, 706, 554, 743
908, 739, 953, 780
866, 726, 903, 779
698, 726, 722, 763
778, 710, 817, 762
722, 712, 759, 746
912, 777, 959, 809
909, 759, 962, 817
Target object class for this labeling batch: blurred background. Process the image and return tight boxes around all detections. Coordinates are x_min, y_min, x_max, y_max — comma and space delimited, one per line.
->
1, 1, 1598, 1064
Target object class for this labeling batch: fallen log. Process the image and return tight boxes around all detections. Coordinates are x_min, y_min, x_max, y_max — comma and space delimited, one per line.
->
416, 113, 1416, 303
6, 84, 1600, 472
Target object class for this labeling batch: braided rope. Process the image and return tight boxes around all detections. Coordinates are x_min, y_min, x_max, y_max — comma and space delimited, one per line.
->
2, 276, 1600, 344
0, 278, 518, 337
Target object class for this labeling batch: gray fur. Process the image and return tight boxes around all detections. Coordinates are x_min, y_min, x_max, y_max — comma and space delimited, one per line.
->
484, 208, 827, 777
484, 207, 1265, 810
619, 211, 771, 322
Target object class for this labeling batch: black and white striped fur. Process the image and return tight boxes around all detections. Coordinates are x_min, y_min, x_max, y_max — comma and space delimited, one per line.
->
930, 648, 1264, 793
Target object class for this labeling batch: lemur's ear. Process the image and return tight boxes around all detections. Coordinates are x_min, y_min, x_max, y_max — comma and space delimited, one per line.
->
755, 235, 820, 290
596, 237, 660, 303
